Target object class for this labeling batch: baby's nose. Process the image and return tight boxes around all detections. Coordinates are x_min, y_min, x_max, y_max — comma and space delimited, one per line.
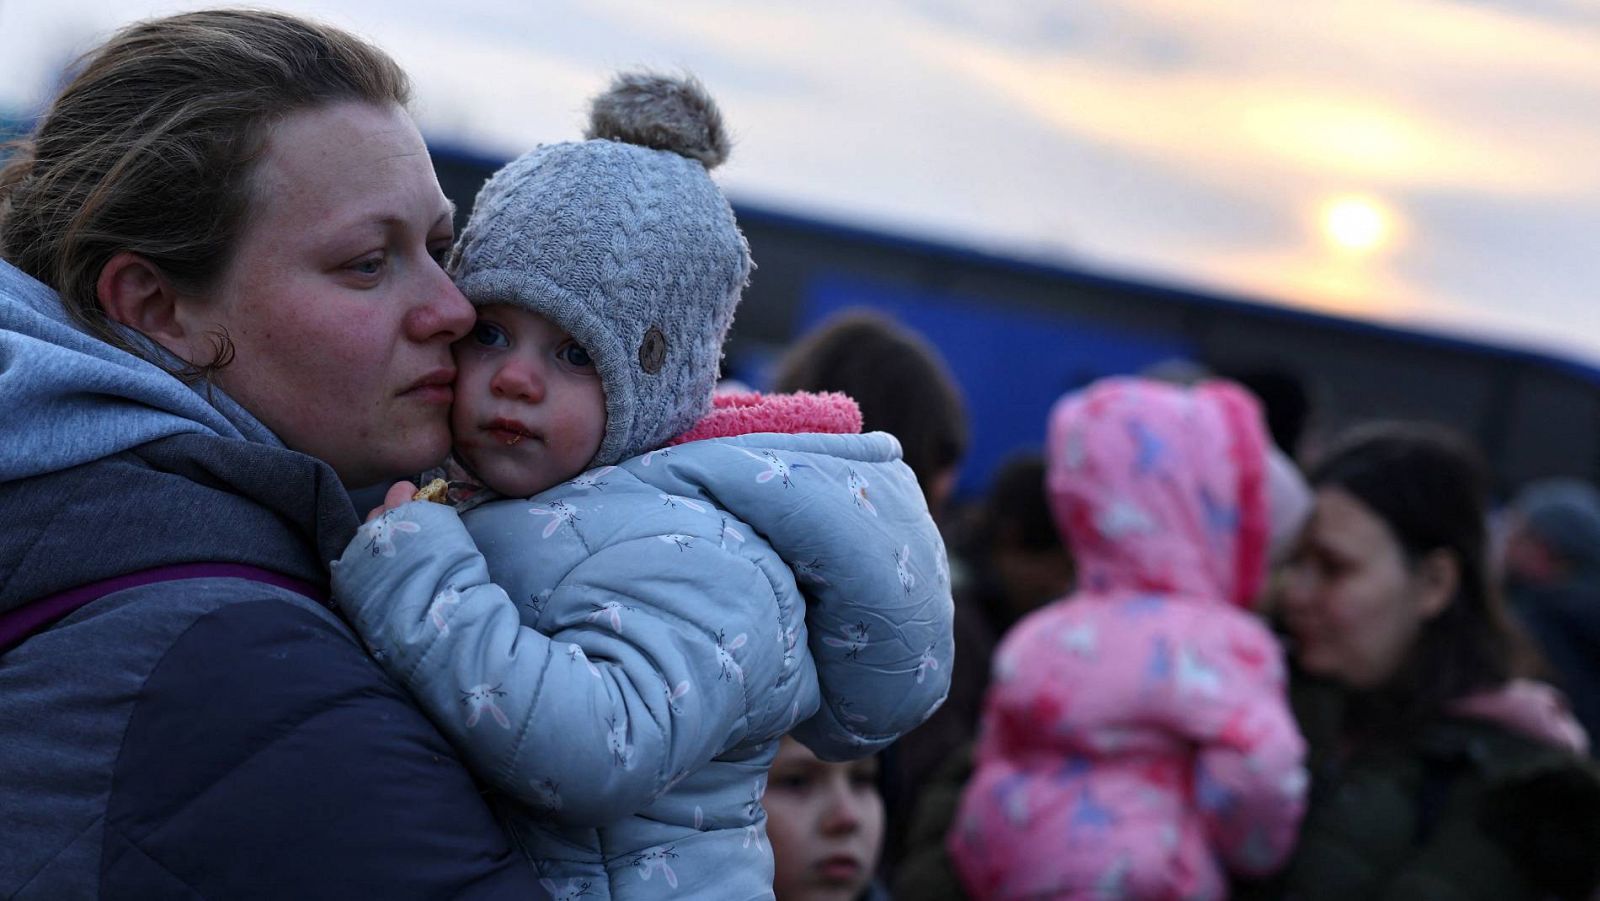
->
491, 357, 547, 402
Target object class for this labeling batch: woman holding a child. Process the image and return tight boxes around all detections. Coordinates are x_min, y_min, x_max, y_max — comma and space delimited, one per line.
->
0, 10, 951, 901
0, 10, 539, 898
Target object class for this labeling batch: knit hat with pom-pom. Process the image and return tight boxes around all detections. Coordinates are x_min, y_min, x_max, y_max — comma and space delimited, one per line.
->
450, 71, 752, 466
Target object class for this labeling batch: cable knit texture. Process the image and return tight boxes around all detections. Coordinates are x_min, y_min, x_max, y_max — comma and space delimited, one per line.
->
450, 73, 752, 467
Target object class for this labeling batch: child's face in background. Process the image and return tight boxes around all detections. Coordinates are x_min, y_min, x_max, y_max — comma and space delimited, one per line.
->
763, 736, 884, 901
451, 305, 604, 497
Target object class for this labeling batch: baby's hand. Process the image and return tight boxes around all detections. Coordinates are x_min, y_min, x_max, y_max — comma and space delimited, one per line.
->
365, 481, 420, 523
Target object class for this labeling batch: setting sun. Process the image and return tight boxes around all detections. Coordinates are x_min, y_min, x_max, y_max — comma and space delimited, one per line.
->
1319, 194, 1398, 254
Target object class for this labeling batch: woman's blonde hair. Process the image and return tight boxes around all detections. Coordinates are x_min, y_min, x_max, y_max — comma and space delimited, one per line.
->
0, 9, 410, 379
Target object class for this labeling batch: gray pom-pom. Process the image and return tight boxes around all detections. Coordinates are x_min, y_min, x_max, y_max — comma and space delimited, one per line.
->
586, 71, 730, 169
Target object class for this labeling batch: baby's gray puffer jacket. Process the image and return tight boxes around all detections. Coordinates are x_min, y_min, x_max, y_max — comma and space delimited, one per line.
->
333, 429, 953, 900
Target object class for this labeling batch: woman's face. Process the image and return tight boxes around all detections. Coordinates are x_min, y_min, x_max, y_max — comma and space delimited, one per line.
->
763, 737, 884, 901
175, 101, 472, 487
1280, 487, 1448, 688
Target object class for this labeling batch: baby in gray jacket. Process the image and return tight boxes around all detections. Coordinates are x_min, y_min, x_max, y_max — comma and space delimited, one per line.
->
333, 73, 953, 900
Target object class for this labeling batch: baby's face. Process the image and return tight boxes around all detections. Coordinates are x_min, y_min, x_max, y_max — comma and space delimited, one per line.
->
450, 305, 605, 497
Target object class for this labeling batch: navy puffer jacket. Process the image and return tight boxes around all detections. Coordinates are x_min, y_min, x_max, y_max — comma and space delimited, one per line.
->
0, 259, 541, 899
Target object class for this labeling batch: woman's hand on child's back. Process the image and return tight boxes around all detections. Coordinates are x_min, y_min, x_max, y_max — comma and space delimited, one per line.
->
366, 481, 420, 522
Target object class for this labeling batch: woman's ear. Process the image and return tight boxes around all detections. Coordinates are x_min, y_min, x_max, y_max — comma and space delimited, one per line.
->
96, 251, 192, 360
1415, 548, 1460, 619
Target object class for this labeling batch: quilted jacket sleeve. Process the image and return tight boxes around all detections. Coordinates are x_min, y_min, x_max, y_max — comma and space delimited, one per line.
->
787, 470, 955, 761
331, 501, 770, 826
1182, 617, 1308, 875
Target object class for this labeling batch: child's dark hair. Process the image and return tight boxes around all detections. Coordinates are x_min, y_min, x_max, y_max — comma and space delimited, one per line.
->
773, 310, 968, 507
977, 452, 1061, 553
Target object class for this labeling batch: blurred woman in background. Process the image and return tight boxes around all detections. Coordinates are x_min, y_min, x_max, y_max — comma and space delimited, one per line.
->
1262, 422, 1600, 900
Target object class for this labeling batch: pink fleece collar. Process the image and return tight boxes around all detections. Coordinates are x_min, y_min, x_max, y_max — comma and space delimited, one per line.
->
669, 391, 862, 444
1450, 678, 1590, 754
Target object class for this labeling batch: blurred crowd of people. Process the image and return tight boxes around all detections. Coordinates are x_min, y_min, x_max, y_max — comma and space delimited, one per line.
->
762, 307, 1600, 901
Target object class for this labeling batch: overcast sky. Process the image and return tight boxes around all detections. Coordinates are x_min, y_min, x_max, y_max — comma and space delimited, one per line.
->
3, 0, 1598, 362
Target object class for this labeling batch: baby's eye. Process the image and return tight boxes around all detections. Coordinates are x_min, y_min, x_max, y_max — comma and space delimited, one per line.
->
428, 242, 453, 267
559, 342, 594, 368
770, 774, 811, 792
472, 321, 510, 348
349, 255, 385, 277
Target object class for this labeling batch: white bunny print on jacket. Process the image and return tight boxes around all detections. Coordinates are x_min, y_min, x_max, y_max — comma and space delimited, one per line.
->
335, 424, 953, 900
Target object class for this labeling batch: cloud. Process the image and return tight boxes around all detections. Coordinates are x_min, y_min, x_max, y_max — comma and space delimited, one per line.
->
903, 15, 1600, 197
3, 0, 1598, 361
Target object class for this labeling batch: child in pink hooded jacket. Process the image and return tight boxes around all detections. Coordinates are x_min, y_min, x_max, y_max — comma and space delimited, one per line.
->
949, 377, 1311, 901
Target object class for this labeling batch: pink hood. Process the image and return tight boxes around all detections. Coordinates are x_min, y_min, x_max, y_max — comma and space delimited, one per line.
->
1450, 679, 1590, 755
1047, 377, 1271, 608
